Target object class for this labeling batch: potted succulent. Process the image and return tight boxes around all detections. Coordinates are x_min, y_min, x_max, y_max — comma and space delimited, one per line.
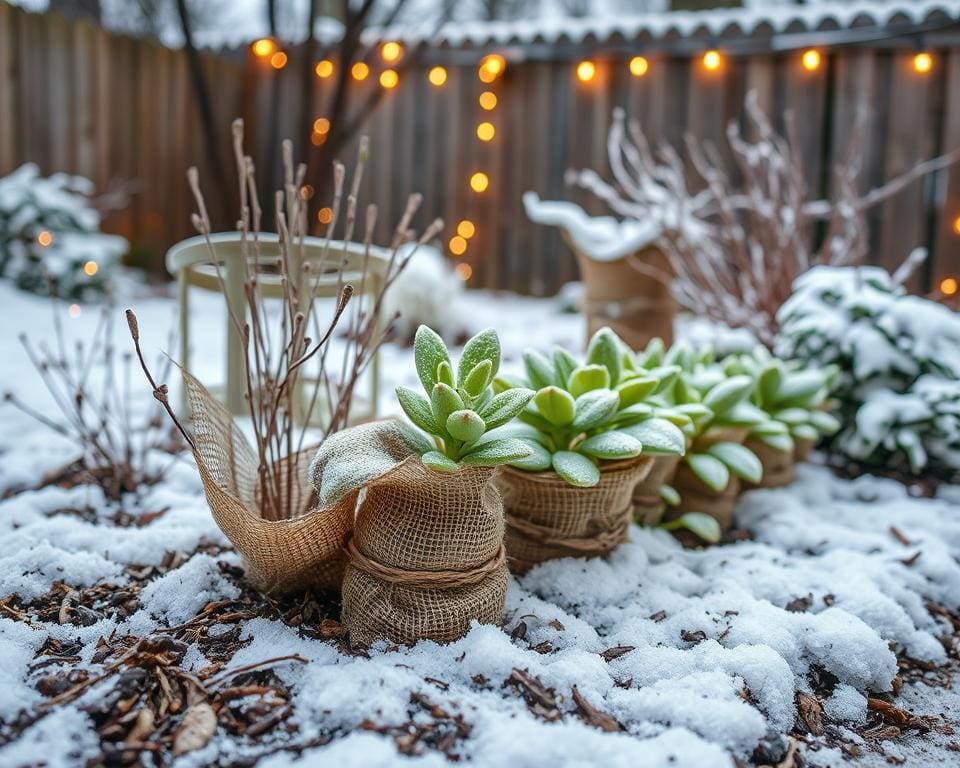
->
654, 341, 766, 537
493, 327, 685, 573
335, 325, 535, 645
724, 348, 840, 487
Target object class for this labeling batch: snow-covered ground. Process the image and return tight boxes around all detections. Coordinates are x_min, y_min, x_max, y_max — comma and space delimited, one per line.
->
0, 279, 958, 767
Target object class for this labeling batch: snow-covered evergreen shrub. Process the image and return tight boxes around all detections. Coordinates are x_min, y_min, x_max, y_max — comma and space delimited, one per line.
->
0, 164, 127, 300
776, 265, 960, 475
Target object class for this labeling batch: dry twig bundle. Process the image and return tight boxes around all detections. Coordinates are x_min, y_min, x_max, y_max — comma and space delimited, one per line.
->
130, 120, 441, 523
5, 296, 180, 502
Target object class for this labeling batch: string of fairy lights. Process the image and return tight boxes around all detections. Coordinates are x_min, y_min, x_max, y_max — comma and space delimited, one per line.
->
245, 35, 958, 294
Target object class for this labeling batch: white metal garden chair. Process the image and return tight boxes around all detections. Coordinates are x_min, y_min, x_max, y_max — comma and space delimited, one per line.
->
165, 232, 389, 427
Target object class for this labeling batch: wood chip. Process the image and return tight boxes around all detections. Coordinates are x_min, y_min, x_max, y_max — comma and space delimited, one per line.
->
172, 702, 217, 755
795, 691, 824, 736
600, 645, 635, 662
571, 685, 623, 732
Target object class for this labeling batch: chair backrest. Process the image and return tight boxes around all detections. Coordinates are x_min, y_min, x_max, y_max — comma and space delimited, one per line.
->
166, 232, 392, 295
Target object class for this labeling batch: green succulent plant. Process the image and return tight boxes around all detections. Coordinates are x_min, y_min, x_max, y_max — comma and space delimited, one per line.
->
637, 339, 764, 496
396, 326, 535, 472
723, 347, 841, 451
494, 327, 686, 487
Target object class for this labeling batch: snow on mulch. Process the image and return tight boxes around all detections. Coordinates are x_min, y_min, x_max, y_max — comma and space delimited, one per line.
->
0, 281, 958, 767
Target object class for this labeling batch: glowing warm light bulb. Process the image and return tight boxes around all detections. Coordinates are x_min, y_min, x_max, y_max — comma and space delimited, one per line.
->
703, 49, 722, 71
942, 277, 958, 296
455, 263, 473, 281
953, 215, 960, 235
913, 52, 933, 73
351, 62, 370, 81
801, 49, 821, 71
380, 69, 399, 88
576, 60, 597, 82
457, 220, 475, 239
381, 41, 402, 63
449, 236, 468, 256
270, 51, 287, 69
315, 59, 334, 78
69, 303, 81, 318
37, 230, 53, 247
313, 117, 330, 134
476, 121, 496, 141
470, 172, 489, 193
428, 66, 447, 86
251, 38, 276, 58
318, 207, 334, 225
629, 56, 649, 77
479, 54, 505, 82
311, 132, 327, 146
479, 91, 497, 110
83, 260, 98, 276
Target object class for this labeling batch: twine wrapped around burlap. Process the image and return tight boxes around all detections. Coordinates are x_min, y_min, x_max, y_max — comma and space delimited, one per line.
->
497, 457, 653, 574
743, 438, 795, 490
182, 368, 351, 593
633, 454, 681, 526
309, 428, 508, 646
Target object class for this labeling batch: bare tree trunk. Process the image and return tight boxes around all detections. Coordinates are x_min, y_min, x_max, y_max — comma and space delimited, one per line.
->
175, 0, 230, 226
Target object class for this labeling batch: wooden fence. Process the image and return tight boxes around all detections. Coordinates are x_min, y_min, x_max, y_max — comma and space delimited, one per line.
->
2, 2, 960, 295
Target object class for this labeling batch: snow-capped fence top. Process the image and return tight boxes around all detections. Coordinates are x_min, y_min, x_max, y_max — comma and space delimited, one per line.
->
1, 1, 959, 296
362, 1, 960, 52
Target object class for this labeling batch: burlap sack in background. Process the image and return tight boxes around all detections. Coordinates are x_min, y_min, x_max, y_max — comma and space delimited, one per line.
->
497, 457, 652, 575
743, 438, 795, 489
666, 462, 741, 533
183, 368, 351, 593
794, 438, 816, 462
633, 454, 681, 526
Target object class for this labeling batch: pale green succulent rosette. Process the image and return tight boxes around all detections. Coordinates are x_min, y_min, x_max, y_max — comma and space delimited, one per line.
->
396, 326, 535, 472
494, 327, 687, 488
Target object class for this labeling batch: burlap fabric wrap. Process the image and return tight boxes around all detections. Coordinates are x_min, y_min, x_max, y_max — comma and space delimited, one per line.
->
183, 368, 350, 593
633, 454, 682, 526
309, 424, 508, 647
497, 457, 652, 574
565, 232, 675, 349
794, 438, 815, 462
666, 463, 741, 532
743, 438, 795, 490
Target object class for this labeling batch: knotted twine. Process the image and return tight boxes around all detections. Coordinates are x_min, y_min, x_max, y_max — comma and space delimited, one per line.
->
310, 425, 508, 647
743, 438, 795, 490
497, 457, 652, 575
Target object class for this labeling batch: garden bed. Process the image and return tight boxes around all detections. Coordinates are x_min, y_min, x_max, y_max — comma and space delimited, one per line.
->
0, 282, 958, 767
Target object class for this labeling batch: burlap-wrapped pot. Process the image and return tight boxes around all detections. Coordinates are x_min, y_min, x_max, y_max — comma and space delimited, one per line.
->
633, 454, 681, 526
794, 438, 816, 462
743, 438, 795, 490
498, 457, 653, 574
183, 368, 350, 593
566, 234, 675, 350
664, 426, 751, 535
666, 462, 741, 533
339, 461, 508, 646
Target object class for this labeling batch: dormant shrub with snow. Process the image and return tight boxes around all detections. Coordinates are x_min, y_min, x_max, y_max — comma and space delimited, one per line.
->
316, 326, 534, 645
492, 328, 685, 573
